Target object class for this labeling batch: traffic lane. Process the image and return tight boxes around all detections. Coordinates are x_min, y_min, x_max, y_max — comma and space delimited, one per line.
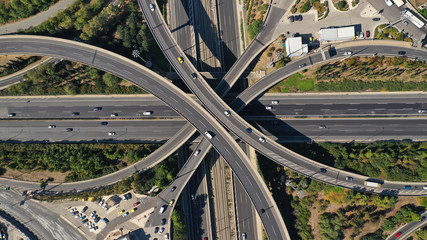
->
141, 2, 288, 239
241, 102, 426, 116
388, 212, 427, 240
217, 0, 240, 69
234, 174, 257, 240
0, 190, 84, 240
0, 120, 186, 142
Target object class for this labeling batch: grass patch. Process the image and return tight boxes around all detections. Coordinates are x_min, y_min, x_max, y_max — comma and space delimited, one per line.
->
417, 197, 427, 208
269, 73, 315, 92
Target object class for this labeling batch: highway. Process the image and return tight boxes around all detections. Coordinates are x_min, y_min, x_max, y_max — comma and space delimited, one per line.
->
3, 93, 427, 119
140, 1, 291, 239
217, 0, 241, 70
386, 212, 427, 240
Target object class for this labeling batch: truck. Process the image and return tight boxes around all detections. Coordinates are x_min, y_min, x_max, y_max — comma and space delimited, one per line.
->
402, 8, 425, 28
393, 0, 404, 7
364, 181, 382, 188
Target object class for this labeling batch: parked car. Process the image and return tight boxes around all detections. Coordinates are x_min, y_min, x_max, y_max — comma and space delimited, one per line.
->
297, 15, 303, 21
372, 18, 381, 21
359, 32, 364, 38
82, 206, 88, 213
289, 16, 295, 22
385, 0, 393, 6
133, 202, 140, 207
161, 218, 166, 226
366, 30, 370, 38
154, 227, 159, 233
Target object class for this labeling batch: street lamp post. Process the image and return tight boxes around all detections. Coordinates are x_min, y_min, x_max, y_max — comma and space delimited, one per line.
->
132, 50, 152, 68
286, 180, 306, 198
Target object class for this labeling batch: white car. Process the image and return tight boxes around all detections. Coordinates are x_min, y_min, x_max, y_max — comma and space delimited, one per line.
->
424, 186, 427, 190
160, 227, 165, 233
194, 150, 201, 156
143, 111, 152, 116
259, 137, 266, 143
359, 32, 364, 38
110, 113, 118, 117
150, 3, 155, 11
48, 125, 56, 129
418, 109, 427, 113
271, 100, 279, 104
224, 110, 231, 117
265, 106, 272, 110
108, 132, 116, 136
344, 52, 352, 55
385, 0, 393, 6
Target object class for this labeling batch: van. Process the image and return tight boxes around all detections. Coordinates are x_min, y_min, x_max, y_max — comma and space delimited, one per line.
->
204, 131, 213, 139
159, 205, 166, 214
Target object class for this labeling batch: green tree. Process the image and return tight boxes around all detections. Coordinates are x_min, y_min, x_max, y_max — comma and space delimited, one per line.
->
102, 73, 121, 87
247, 19, 262, 39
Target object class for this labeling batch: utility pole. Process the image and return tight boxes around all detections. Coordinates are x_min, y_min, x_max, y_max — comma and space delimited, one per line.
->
132, 50, 152, 68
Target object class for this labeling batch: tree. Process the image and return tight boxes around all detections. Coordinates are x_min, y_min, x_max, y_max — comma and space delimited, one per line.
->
247, 19, 262, 39
381, 218, 396, 231
102, 73, 121, 87
64, 84, 78, 95
300, 1, 310, 13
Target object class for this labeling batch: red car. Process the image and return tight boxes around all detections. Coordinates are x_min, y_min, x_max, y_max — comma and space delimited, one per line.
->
395, 232, 402, 237
133, 202, 140, 207
366, 30, 370, 38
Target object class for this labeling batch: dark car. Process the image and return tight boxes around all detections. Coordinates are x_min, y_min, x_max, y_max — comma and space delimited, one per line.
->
366, 30, 370, 38
320, 168, 327, 173
82, 206, 88, 213
297, 15, 303, 21
93, 107, 102, 111
372, 18, 380, 21
289, 15, 295, 22
170, 186, 177, 192
101, 122, 108, 125
246, 128, 252, 133
161, 218, 166, 226
7, 113, 16, 117
154, 227, 159, 233
299, 63, 306, 68
66, 128, 73, 132
192, 73, 197, 80
398, 51, 406, 55
405, 186, 412, 190
292, 33, 299, 37
72, 112, 80, 116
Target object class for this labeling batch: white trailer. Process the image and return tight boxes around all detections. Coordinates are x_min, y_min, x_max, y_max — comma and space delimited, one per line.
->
402, 8, 426, 28
393, 0, 405, 7
364, 181, 382, 188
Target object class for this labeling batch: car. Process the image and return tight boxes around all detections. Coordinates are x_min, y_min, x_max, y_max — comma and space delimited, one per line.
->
161, 218, 166, 226
398, 51, 406, 55
395, 232, 402, 237
359, 32, 364, 38
66, 128, 73, 132
122, 212, 129, 217
259, 137, 266, 143
122, 194, 128, 201
84, 221, 90, 227
72, 112, 80, 116
292, 33, 299, 37
320, 168, 327, 173
246, 128, 252, 133
165, 233, 169, 240
242, 232, 247, 239
71, 211, 78, 216
372, 18, 380, 21
309, 36, 313, 43
405, 186, 412, 190
143, 111, 153, 115
261, 208, 265, 213
272, 100, 279, 104
110, 113, 118, 117
192, 73, 197, 80
149, 3, 155, 11
82, 206, 88, 213
299, 63, 306, 68
169, 199, 175, 206
82, 219, 88, 224
102, 218, 109, 224
344, 51, 352, 55
99, 199, 104, 206
178, 57, 183, 63
424, 186, 427, 190
80, 215, 86, 220
170, 186, 176, 192
130, 208, 136, 213
204, 131, 213, 139
191, 194, 195, 200
403, 20, 408, 26
194, 149, 201, 156
93, 107, 102, 111
75, 213, 82, 218
418, 109, 427, 113
90, 210, 96, 215
289, 15, 295, 22
297, 15, 303, 21
160, 227, 165, 233
346, 176, 353, 181
133, 202, 140, 207
203, 238, 208, 240
7, 113, 15, 117
94, 217, 100, 223
154, 227, 159, 233
101, 122, 108, 125
265, 106, 272, 110
48, 125, 56, 129
385, 0, 393, 6
108, 132, 116, 136
319, 125, 326, 129
118, 209, 125, 215
126, 193, 132, 199
224, 110, 231, 116
366, 30, 370, 38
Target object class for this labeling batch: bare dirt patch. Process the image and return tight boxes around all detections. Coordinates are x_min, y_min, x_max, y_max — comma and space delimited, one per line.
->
0, 55, 30, 66
1, 168, 67, 182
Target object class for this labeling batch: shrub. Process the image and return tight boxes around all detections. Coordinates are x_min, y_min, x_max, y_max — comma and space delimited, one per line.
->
300, 1, 310, 13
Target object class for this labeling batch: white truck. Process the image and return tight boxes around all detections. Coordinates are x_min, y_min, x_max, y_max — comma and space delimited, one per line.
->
402, 8, 426, 28
393, 0, 405, 7
364, 181, 382, 188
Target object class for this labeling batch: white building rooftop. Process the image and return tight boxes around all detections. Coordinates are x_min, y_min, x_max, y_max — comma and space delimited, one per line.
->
285, 37, 308, 57
319, 26, 355, 42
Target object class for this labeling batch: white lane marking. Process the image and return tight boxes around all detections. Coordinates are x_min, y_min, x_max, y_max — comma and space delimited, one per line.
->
374, 108, 386, 110
348, 109, 357, 110
349, 103, 360, 105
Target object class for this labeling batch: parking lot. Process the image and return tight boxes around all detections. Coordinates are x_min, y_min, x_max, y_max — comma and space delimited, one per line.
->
60, 191, 145, 237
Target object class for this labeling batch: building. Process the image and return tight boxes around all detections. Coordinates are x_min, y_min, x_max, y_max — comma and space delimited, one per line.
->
319, 26, 355, 42
285, 37, 308, 57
